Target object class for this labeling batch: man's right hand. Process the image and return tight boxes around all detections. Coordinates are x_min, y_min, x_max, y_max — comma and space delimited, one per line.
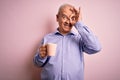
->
39, 45, 47, 58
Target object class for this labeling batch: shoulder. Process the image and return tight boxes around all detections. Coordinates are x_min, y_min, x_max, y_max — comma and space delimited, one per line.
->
42, 32, 58, 44
44, 32, 55, 38
43, 32, 56, 40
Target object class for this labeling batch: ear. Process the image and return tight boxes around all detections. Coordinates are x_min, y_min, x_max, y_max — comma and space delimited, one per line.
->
56, 14, 59, 22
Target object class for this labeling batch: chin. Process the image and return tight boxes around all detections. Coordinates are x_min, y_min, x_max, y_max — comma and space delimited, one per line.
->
65, 28, 72, 32
64, 29, 71, 33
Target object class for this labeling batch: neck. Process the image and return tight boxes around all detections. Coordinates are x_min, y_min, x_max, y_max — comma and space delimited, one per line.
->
58, 28, 69, 35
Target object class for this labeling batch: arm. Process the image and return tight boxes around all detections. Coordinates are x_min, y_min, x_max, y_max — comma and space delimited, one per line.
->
75, 21, 101, 54
33, 50, 47, 67
73, 7, 101, 54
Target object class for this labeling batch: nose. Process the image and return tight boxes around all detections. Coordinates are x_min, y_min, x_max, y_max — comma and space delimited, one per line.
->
66, 18, 72, 24
69, 19, 72, 23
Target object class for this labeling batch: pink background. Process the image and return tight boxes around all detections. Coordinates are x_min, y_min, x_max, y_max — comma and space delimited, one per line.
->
0, 0, 120, 80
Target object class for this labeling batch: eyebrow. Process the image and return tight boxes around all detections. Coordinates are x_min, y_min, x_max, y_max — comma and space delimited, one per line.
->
61, 14, 68, 17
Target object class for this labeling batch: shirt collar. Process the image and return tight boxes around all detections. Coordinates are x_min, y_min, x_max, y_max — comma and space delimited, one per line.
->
54, 28, 76, 36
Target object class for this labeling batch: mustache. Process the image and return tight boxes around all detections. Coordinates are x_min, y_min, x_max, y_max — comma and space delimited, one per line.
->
64, 22, 73, 27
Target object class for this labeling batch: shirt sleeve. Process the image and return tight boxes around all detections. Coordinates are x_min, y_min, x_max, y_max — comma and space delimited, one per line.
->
33, 39, 47, 67
74, 21, 101, 54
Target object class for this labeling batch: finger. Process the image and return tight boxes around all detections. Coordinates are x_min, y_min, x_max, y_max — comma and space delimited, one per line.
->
79, 7, 82, 21
40, 47, 47, 51
40, 50, 46, 54
73, 7, 77, 14
42, 52, 47, 57
41, 50, 47, 54
40, 45, 47, 50
40, 52, 47, 58
40, 53, 45, 58
69, 8, 74, 13
41, 45, 46, 48
78, 7, 80, 14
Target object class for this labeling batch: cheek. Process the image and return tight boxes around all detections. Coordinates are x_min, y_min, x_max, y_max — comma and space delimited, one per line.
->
60, 19, 65, 23
59, 20, 65, 25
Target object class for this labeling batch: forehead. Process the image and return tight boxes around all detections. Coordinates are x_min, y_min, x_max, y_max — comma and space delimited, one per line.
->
59, 6, 75, 16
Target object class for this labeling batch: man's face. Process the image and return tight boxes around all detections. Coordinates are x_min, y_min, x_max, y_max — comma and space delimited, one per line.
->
56, 6, 76, 34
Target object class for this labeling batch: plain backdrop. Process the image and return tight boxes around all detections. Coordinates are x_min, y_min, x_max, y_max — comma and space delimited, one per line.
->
0, 0, 120, 80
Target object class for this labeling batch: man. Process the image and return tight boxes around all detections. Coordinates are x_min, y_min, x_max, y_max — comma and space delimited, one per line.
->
33, 4, 101, 80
